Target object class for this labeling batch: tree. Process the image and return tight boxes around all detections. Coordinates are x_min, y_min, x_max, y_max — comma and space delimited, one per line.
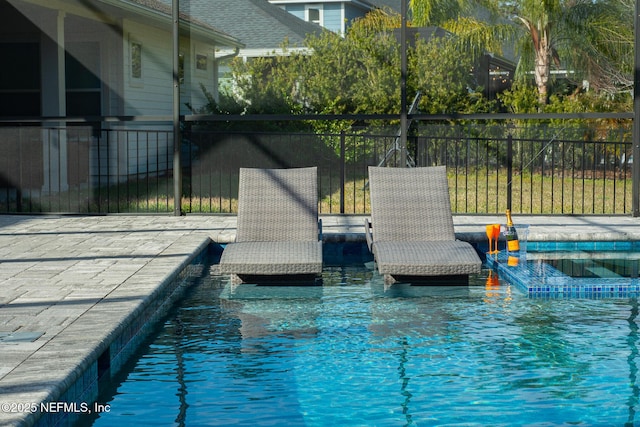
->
514, 0, 558, 105
409, 0, 512, 63
411, 35, 494, 114
513, 0, 632, 104
409, 0, 632, 105
229, 8, 493, 121
295, 10, 403, 116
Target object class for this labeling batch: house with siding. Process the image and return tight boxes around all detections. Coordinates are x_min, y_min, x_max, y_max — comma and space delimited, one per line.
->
180, 0, 324, 61
0, 0, 242, 198
367, 0, 401, 11
1, 0, 242, 118
267, 0, 402, 35
268, 0, 376, 36
177, 0, 325, 98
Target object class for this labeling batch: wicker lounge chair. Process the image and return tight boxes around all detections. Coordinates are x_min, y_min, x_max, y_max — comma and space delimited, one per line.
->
365, 166, 481, 284
218, 167, 322, 283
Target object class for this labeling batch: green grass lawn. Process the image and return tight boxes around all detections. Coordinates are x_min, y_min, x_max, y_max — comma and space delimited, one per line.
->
10, 169, 632, 215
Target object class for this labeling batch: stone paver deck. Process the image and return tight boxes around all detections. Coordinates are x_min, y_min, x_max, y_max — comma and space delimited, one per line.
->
1, 214, 640, 426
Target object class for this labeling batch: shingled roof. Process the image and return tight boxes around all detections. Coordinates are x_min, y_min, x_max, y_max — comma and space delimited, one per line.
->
106, 0, 243, 47
366, 0, 402, 12
178, 0, 325, 50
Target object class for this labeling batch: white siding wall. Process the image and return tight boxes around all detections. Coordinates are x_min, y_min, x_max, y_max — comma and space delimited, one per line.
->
121, 21, 216, 116
104, 21, 170, 178
187, 43, 216, 114
283, 4, 305, 20
322, 3, 343, 34
122, 19, 173, 117
114, 21, 216, 179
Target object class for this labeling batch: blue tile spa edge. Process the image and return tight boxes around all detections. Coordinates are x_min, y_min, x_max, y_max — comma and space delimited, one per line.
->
528, 240, 640, 252
486, 252, 640, 299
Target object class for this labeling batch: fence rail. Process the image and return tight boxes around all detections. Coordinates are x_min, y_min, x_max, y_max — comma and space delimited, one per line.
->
0, 119, 633, 215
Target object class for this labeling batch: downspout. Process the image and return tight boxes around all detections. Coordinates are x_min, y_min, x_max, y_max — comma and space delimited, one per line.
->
212, 47, 240, 104
215, 47, 240, 62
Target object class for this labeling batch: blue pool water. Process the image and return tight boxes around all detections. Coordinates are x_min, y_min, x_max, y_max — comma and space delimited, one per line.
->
79, 262, 640, 427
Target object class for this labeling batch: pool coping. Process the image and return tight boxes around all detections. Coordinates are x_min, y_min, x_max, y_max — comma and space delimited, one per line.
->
2, 235, 211, 427
0, 216, 215, 427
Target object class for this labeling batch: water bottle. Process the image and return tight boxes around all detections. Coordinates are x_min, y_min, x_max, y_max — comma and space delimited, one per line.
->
504, 209, 520, 252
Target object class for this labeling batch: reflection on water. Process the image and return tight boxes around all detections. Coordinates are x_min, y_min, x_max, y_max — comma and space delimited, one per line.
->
628, 299, 639, 426
82, 265, 640, 427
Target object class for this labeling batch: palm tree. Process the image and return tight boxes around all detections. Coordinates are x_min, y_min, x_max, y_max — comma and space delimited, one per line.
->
409, 0, 513, 63
409, 0, 632, 105
513, 0, 632, 104
514, 0, 558, 105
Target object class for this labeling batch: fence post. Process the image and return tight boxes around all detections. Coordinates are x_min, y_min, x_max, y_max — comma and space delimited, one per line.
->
633, 0, 640, 217
507, 133, 513, 212
172, 0, 182, 216
399, 0, 408, 168
340, 131, 346, 214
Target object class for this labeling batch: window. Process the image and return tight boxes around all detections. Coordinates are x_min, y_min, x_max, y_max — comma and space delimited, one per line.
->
66, 42, 101, 116
130, 41, 142, 80
0, 42, 41, 116
307, 7, 321, 25
196, 53, 207, 71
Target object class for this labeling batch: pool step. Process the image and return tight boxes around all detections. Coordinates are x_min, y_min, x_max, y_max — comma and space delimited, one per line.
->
585, 266, 622, 278
485, 253, 640, 298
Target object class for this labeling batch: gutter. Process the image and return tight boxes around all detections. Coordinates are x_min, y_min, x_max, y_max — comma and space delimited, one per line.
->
215, 46, 240, 63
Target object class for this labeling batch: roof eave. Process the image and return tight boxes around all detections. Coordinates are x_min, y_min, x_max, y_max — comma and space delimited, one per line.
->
98, 0, 244, 48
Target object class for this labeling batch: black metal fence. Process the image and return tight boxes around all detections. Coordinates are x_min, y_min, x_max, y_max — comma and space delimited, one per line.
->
0, 119, 633, 215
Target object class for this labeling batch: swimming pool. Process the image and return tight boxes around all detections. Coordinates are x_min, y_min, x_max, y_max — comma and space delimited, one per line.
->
78, 262, 640, 426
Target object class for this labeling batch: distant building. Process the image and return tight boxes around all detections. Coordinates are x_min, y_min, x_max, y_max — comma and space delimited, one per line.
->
268, 0, 381, 36
180, 0, 324, 61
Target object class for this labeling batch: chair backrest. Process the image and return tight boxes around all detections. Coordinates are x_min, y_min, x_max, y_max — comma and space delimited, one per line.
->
236, 167, 318, 242
368, 166, 456, 242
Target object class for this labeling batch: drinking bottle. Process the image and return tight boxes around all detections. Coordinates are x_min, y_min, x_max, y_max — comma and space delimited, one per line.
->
505, 209, 520, 252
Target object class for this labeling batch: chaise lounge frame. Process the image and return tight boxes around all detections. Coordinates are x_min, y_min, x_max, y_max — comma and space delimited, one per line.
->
218, 167, 322, 283
365, 166, 481, 284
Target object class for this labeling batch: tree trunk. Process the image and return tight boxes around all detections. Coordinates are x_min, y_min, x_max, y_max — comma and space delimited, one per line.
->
534, 49, 550, 105
534, 28, 551, 105
520, 17, 552, 106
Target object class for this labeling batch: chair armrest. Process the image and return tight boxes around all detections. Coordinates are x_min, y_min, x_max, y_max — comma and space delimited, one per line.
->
364, 218, 373, 253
